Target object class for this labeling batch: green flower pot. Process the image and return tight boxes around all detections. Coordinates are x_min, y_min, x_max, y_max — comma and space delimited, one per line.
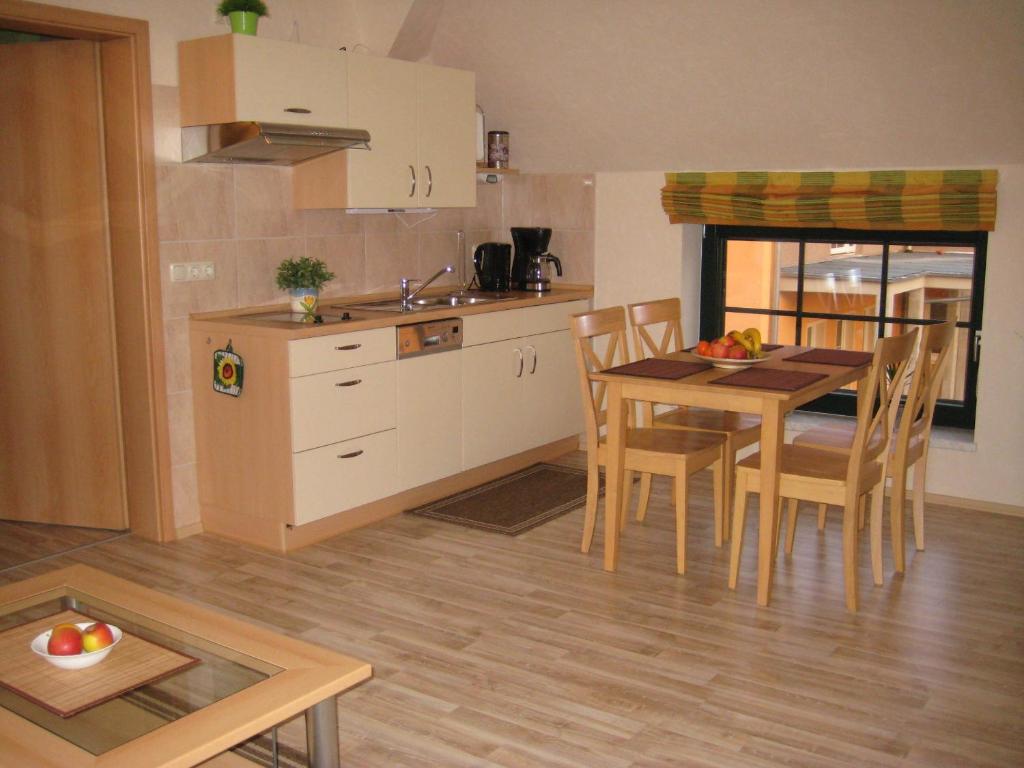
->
228, 11, 259, 35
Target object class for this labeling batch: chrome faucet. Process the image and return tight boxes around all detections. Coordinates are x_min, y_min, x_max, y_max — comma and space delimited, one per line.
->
400, 264, 454, 311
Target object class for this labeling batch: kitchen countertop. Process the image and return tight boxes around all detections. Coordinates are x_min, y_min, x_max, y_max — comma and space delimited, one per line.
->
189, 285, 593, 339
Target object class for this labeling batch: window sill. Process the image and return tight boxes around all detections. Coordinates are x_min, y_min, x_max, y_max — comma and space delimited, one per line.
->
785, 411, 976, 453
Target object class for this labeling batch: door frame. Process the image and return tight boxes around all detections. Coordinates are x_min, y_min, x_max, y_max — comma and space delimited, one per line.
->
0, 0, 174, 541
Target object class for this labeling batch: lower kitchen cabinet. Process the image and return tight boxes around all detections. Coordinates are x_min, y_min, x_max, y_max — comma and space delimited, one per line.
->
292, 429, 397, 526
462, 301, 586, 470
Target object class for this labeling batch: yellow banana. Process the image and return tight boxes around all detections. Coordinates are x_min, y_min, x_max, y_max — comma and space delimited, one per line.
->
743, 327, 763, 357
729, 330, 755, 354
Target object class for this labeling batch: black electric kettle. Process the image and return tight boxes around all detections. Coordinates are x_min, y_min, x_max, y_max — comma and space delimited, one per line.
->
473, 242, 512, 292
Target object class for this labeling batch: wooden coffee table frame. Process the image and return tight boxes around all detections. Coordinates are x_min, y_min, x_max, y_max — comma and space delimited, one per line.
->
0, 565, 372, 768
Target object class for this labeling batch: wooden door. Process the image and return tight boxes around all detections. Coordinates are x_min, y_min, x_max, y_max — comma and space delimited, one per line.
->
417, 63, 476, 208
0, 39, 127, 529
346, 54, 419, 208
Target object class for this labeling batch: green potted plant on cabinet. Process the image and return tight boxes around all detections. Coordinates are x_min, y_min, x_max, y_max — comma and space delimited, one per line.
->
216, 0, 268, 36
276, 256, 335, 315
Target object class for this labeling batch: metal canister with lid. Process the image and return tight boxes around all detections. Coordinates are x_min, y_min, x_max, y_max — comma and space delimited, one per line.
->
487, 130, 509, 168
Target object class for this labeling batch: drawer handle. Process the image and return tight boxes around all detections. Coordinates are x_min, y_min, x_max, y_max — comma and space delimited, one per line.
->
337, 450, 364, 459
284, 107, 312, 114
335, 343, 362, 351
335, 379, 362, 387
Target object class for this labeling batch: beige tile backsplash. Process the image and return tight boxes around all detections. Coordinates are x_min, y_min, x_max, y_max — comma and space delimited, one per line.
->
157, 90, 594, 529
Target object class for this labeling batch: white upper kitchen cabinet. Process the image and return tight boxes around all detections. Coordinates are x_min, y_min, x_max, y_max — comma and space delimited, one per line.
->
178, 35, 348, 127
293, 54, 476, 209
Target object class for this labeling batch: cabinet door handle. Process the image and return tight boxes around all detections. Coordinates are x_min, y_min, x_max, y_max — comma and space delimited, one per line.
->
425, 165, 433, 198
514, 348, 524, 378
526, 345, 537, 374
284, 107, 312, 114
335, 379, 362, 387
337, 449, 364, 459
335, 343, 362, 351
409, 165, 417, 198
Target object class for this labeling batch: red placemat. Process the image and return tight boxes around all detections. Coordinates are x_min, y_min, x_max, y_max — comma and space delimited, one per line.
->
785, 348, 873, 366
711, 368, 828, 391
760, 343, 784, 351
0, 610, 199, 717
603, 358, 712, 379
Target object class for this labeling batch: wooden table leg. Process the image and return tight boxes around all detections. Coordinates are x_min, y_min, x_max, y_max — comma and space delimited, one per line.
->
756, 401, 784, 606
603, 382, 627, 572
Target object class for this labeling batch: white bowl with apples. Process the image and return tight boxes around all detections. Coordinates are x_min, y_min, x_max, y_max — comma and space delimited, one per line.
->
692, 329, 771, 369
31, 621, 122, 670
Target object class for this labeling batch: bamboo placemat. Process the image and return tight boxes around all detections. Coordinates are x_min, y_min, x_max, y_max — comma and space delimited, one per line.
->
0, 610, 198, 717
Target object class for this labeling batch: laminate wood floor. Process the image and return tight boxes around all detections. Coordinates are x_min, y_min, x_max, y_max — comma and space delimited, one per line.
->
2, 452, 1022, 767
0, 520, 126, 572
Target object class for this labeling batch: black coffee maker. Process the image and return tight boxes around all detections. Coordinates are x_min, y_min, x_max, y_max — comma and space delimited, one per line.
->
511, 227, 562, 292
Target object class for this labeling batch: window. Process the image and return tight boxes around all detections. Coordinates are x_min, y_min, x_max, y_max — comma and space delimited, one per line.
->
700, 226, 986, 428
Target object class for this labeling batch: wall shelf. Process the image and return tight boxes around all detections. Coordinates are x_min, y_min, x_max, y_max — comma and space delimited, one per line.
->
476, 165, 519, 184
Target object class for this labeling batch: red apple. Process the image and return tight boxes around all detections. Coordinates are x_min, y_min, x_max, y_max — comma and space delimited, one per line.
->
719, 335, 737, 347
710, 341, 730, 359
727, 345, 749, 360
82, 622, 115, 652
47, 623, 83, 656
695, 340, 711, 356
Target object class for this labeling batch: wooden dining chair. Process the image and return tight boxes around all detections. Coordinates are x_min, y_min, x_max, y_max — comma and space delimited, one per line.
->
789, 321, 956, 571
627, 298, 760, 545
728, 329, 918, 611
571, 307, 726, 573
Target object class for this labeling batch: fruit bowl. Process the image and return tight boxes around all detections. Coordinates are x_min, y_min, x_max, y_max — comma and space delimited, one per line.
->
31, 623, 123, 670
693, 352, 771, 370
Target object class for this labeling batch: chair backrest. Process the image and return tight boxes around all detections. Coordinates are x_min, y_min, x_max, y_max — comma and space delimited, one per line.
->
847, 329, 919, 488
571, 307, 631, 450
893, 320, 957, 457
628, 298, 684, 358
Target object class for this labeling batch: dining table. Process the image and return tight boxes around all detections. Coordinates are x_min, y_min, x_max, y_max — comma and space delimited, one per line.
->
589, 345, 872, 606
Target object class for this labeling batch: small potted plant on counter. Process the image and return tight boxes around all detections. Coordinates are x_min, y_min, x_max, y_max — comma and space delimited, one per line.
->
276, 256, 335, 315
217, 0, 269, 36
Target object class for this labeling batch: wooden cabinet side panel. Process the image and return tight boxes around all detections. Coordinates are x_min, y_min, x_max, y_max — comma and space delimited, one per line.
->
293, 151, 349, 210
178, 36, 236, 127
190, 329, 293, 523
417, 64, 476, 208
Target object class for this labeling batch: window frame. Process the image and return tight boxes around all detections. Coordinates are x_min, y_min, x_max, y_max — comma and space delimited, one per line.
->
699, 225, 987, 429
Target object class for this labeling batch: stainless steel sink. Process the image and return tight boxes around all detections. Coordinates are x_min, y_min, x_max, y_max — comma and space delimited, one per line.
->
338, 292, 517, 313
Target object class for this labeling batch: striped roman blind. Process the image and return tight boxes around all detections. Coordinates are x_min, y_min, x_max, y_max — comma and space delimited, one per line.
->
661, 170, 997, 231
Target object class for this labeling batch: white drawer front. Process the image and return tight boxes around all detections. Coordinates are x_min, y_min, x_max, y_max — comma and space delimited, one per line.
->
519, 300, 589, 337
290, 360, 396, 451
289, 327, 395, 377
292, 430, 397, 525
462, 300, 588, 346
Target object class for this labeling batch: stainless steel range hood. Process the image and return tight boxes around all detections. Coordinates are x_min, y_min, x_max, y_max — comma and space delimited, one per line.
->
181, 122, 371, 166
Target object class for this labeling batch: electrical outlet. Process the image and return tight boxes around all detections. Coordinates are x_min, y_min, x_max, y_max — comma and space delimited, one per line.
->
170, 261, 216, 282
199, 262, 215, 280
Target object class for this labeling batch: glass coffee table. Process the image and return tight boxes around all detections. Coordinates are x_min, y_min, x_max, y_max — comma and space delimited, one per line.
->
0, 565, 371, 767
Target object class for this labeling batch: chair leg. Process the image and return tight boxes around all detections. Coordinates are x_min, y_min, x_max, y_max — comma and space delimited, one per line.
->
674, 466, 689, 575
772, 496, 784, 563
728, 471, 749, 589
817, 503, 827, 530
620, 470, 634, 532
889, 466, 908, 573
581, 455, 600, 553
842, 494, 859, 612
870, 484, 885, 586
785, 498, 799, 555
913, 457, 928, 551
712, 455, 724, 548
721, 439, 737, 543
858, 495, 866, 530
636, 472, 653, 522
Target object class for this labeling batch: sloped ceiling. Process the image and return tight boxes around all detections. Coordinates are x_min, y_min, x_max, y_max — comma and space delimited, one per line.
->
427, 0, 1024, 173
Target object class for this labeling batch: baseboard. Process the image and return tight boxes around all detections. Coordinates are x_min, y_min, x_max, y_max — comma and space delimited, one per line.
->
174, 522, 204, 540
924, 492, 1024, 518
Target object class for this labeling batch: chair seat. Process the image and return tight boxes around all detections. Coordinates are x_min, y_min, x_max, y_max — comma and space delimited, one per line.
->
738, 443, 852, 482
794, 424, 924, 467
625, 426, 726, 456
655, 407, 761, 436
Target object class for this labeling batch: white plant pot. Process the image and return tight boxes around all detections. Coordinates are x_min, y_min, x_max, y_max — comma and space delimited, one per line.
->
289, 288, 319, 315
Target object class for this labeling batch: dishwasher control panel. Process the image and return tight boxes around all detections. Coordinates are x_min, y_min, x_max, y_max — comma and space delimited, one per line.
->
397, 318, 463, 359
